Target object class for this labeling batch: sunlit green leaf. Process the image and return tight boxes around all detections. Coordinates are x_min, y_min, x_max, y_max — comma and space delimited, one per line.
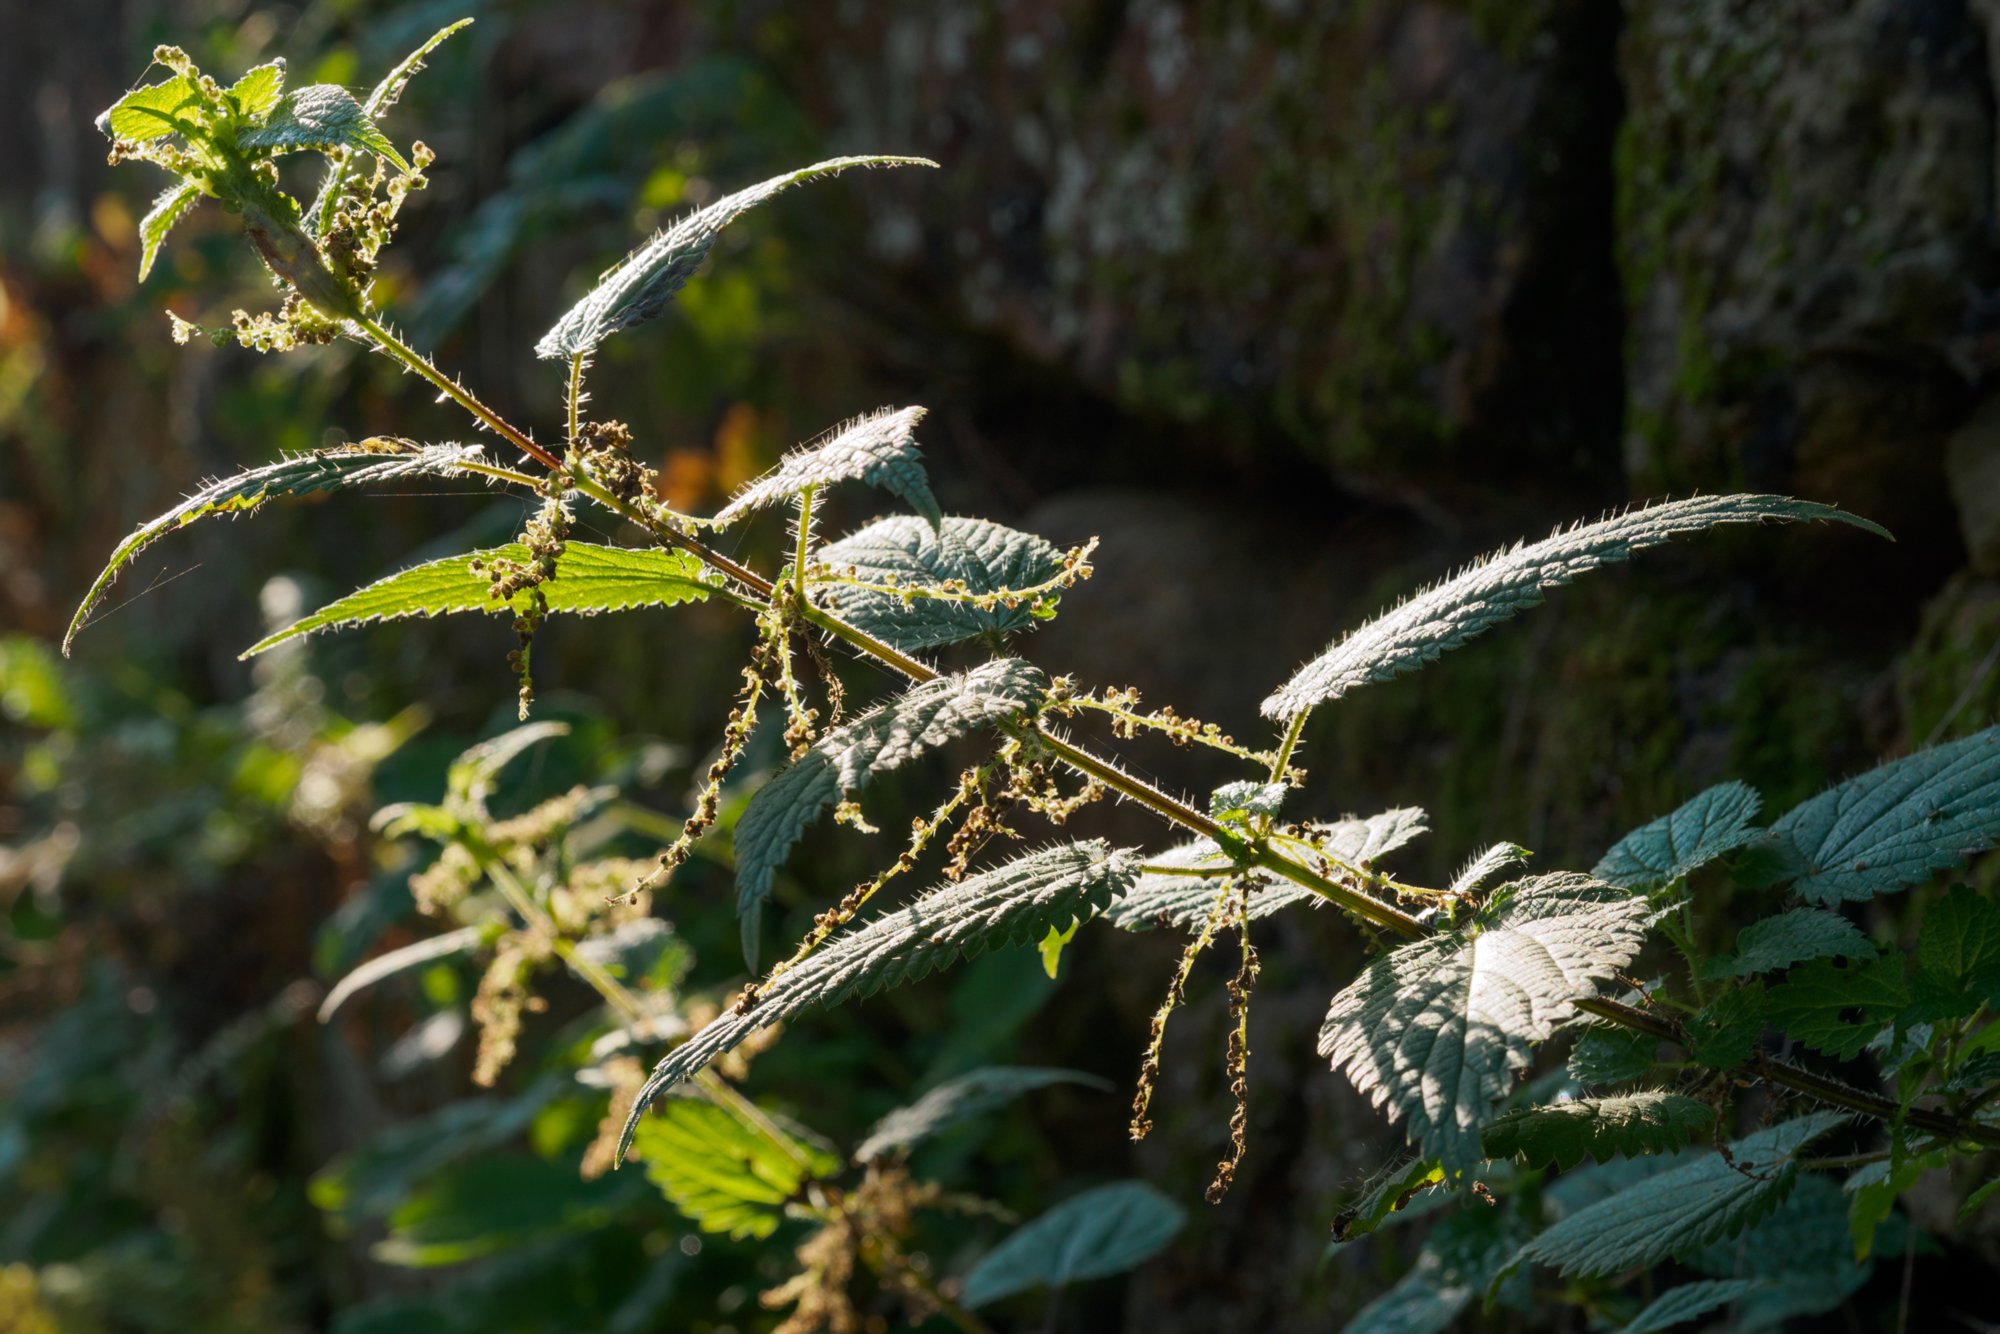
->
629, 1095, 837, 1240
242, 542, 716, 658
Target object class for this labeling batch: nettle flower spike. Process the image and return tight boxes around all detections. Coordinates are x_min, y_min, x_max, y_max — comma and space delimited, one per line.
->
96, 26, 461, 335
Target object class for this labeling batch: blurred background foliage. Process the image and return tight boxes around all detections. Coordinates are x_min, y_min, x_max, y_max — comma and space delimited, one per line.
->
5, 0, 2000, 1329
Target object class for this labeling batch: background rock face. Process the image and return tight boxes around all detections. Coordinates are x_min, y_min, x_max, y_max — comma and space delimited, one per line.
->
7, 0, 2000, 1328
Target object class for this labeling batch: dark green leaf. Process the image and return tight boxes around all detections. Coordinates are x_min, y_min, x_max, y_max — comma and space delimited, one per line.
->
629, 1095, 838, 1240
812, 515, 1068, 652
1684, 984, 1768, 1067
855, 1066, 1111, 1163
620, 842, 1140, 1159
67, 443, 489, 654
1711, 907, 1876, 979
1514, 1113, 1847, 1277
535, 155, 936, 358
242, 542, 717, 658
1616, 1280, 1763, 1334
1594, 781, 1762, 887
960, 1181, 1183, 1308
1909, 884, 2000, 1020
1320, 873, 1653, 1173
1766, 956, 1908, 1060
1766, 725, 2000, 904
1263, 497, 1886, 721
1568, 1023, 1661, 1088
1481, 1092, 1714, 1171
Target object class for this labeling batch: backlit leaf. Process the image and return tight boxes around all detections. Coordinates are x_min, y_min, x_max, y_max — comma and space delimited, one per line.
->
535, 155, 936, 358
620, 842, 1140, 1160
1320, 873, 1652, 1173
1263, 497, 1885, 721
242, 541, 716, 657
66, 443, 488, 654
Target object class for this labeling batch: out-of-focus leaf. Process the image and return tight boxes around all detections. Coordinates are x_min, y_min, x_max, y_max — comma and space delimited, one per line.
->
960, 1181, 1183, 1308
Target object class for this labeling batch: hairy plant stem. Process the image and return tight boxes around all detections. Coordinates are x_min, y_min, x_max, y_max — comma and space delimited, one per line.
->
1575, 997, 2000, 1150
1270, 710, 1309, 783
793, 486, 815, 600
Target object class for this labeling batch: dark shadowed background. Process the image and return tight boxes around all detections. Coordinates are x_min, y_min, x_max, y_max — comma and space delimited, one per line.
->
5, 1, 1999, 1330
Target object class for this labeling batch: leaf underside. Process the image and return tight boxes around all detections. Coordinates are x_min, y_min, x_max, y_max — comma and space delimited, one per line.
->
714, 405, 939, 528
1514, 1112, 1848, 1277
242, 541, 716, 658
66, 443, 487, 654
1319, 873, 1653, 1174
620, 841, 1141, 1161
1595, 781, 1763, 887
1764, 724, 2000, 904
732, 658, 1048, 964
812, 514, 1068, 652
535, 155, 936, 359
1261, 496, 1887, 721
139, 179, 205, 280
1481, 1092, 1715, 1171
1103, 807, 1428, 932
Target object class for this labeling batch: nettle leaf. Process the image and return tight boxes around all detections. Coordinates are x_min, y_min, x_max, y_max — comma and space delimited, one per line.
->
227, 59, 286, 119
318, 925, 490, 1022
1764, 724, 2000, 904
1697, 1174, 1877, 1326
619, 841, 1140, 1160
714, 406, 939, 529
308, 20, 471, 235
66, 443, 488, 654
855, 1066, 1110, 1163
1332, 1155, 1448, 1244
1846, 1148, 1949, 1260
1684, 983, 1768, 1067
813, 514, 1068, 652
99, 75, 202, 142
1452, 842, 1530, 897
1345, 1208, 1522, 1334
243, 542, 716, 657
1481, 1092, 1714, 1171
240, 85, 407, 170
1709, 906, 1876, 979
1514, 1112, 1848, 1277
627, 1095, 838, 1241
1595, 781, 1762, 887
138, 179, 204, 281
1568, 1023, 1662, 1088
1616, 1279, 1764, 1334
535, 155, 936, 359
1320, 873, 1652, 1173
1765, 955, 1908, 1059
1104, 807, 1428, 932
960, 1181, 1183, 1309
1911, 884, 2000, 1019
1261, 497, 1884, 721
732, 658, 1047, 964
1208, 780, 1287, 822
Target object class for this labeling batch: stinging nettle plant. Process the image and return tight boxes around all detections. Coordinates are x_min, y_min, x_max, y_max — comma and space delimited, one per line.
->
81, 23, 2000, 1329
